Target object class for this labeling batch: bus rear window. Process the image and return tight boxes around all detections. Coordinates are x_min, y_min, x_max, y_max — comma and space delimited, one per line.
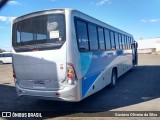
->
12, 14, 66, 52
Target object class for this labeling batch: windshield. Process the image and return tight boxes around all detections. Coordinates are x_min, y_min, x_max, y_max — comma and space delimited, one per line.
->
12, 14, 66, 52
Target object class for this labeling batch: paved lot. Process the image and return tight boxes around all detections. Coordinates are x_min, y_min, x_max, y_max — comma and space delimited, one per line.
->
0, 54, 160, 120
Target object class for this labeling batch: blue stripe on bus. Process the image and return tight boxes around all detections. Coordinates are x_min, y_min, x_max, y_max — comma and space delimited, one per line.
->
80, 50, 126, 97
116, 50, 124, 55
82, 72, 101, 97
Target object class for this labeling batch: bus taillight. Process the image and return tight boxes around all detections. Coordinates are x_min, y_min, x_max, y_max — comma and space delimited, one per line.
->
67, 63, 77, 85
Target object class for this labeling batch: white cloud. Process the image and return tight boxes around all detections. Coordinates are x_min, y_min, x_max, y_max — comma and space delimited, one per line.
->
0, 16, 7, 22
95, 0, 110, 6
140, 19, 160, 23
8, 0, 20, 5
149, 19, 160, 23
8, 17, 16, 22
0, 16, 17, 23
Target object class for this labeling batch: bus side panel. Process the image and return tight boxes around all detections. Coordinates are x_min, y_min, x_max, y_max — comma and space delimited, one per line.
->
65, 10, 82, 101
80, 50, 133, 99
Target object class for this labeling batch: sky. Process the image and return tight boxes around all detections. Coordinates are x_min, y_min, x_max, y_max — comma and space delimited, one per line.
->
0, 0, 160, 51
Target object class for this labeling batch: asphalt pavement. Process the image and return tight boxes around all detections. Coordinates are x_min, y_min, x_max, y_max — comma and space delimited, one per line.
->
0, 54, 160, 120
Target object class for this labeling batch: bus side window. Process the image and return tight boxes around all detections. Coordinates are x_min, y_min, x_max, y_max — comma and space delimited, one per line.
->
126, 36, 128, 49
125, 36, 127, 49
4, 53, 12, 57
114, 32, 119, 49
121, 35, 125, 49
118, 34, 122, 49
76, 20, 89, 51
3, 54, 8, 57
129, 37, 131, 49
88, 24, 98, 50
127, 37, 130, 49
98, 27, 105, 50
110, 31, 115, 49
127, 36, 129, 49
104, 29, 111, 50
0, 54, 3, 57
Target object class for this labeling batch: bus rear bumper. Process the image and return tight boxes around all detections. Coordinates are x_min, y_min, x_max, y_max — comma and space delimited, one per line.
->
15, 83, 80, 102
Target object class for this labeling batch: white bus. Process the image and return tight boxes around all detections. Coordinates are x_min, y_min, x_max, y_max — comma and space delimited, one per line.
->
0, 52, 12, 64
12, 8, 138, 102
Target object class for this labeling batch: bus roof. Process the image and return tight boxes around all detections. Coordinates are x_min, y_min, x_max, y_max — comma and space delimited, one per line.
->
13, 8, 133, 37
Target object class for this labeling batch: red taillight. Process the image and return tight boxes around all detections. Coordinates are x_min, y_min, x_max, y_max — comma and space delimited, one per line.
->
67, 63, 77, 84
13, 71, 16, 78
68, 73, 73, 79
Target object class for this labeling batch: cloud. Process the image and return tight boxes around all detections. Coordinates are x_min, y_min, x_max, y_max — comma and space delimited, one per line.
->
0, 16, 7, 22
149, 19, 160, 23
95, 0, 110, 6
140, 19, 160, 23
8, 17, 17, 22
8, 0, 20, 6
0, 16, 17, 23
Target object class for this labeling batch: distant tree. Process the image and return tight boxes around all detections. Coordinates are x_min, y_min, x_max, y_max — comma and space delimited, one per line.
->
0, 48, 6, 53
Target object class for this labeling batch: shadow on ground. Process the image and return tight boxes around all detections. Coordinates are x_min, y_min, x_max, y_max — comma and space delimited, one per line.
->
0, 65, 160, 119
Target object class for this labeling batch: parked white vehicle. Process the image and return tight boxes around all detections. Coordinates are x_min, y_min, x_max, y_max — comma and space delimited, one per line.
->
0, 52, 12, 64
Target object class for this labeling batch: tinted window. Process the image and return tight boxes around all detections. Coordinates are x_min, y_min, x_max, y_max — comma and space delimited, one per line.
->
104, 29, 111, 50
17, 30, 21, 43
131, 37, 133, 44
0, 54, 3, 57
114, 32, 119, 49
76, 20, 89, 50
125, 36, 128, 49
110, 31, 115, 49
33, 16, 47, 41
3, 53, 11, 57
129, 37, 131, 49
121, 35, 125, 49
124, 36, 126, 49
88, 24, 98, 50
12, 14, 66, 52
20, 18, 34, 42
98, 27, 105, 50
127, 36, 129, 49
118, 34, 123, 49
47, 15, 65, 43
127, 37, 130, 49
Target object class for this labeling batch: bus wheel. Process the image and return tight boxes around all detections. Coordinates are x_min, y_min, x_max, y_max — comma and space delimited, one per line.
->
0, 61, 3, 65
109, 69, 117, 88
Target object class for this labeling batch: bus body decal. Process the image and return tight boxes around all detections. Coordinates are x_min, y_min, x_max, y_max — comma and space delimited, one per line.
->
82, 72, 101, 97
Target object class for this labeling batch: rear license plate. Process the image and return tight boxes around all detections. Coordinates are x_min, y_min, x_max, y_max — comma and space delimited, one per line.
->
33, 80, 45, 87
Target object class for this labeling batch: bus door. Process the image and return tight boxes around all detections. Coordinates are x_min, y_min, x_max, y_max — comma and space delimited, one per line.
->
132, 41, 138, 65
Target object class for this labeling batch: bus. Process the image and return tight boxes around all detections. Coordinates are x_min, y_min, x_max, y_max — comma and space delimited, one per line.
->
0, 52, 12, 64
12, 8, 138, 102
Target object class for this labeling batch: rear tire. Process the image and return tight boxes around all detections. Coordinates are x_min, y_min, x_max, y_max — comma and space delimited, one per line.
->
109, 69, 117, 88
